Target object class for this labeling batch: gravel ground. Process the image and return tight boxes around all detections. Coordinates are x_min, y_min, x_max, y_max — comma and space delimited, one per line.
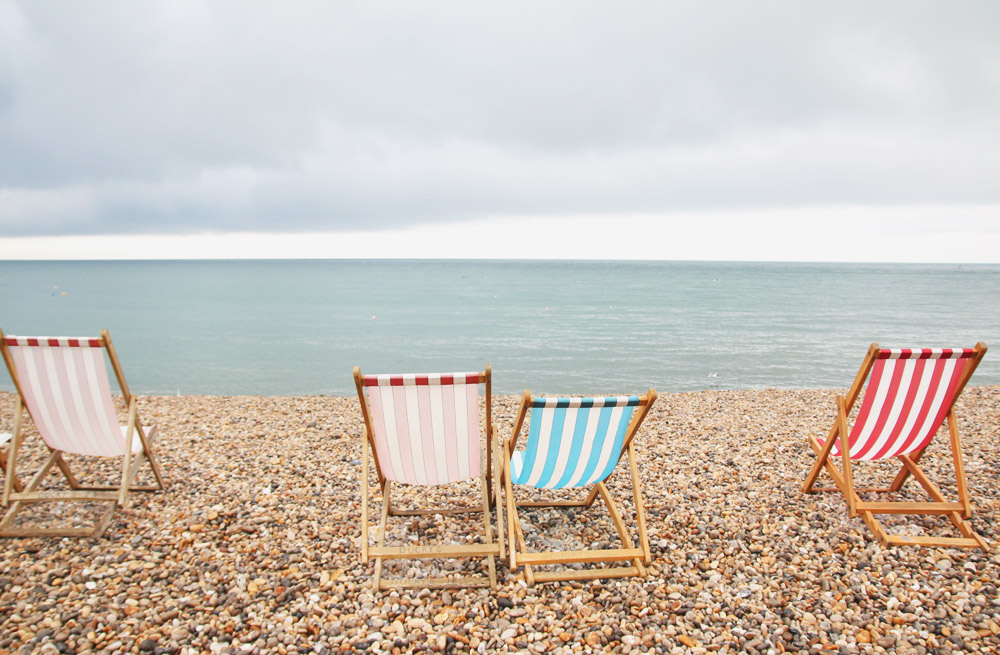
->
0, 386, 998, 655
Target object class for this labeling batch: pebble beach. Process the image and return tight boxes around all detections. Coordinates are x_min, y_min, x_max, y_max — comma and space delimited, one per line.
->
1, 386, 999, 655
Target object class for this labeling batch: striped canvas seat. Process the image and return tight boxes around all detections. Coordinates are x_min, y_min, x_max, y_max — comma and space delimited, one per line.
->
354, 366, 501, 591
4, 337, 143, 458
823, 348, 976, 461
803, 343, 987, 551
509, 396, 640, 489
360, 373, 482, 485
502, 388, 657, 586
0, 330, 166, 538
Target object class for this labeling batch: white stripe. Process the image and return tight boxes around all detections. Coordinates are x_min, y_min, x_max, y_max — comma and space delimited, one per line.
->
906, 358, 956, 456
544, 406, 578, 489
858, 359, 915, 461
63, 347, 103, 456
525, 406, 556, 487
15, 348, 56, 449
82, 347, 121, 456
848, 364, 893, 457
429, 384, 448, 482
377, 387, 405, 481
881, 360, 935, 460
404, 383, 426, 484
510, 451, 524, 480
583, 405, 626, 485
454, 383, 470, 480
42, 347, 77, 453
566, 408, 602, 487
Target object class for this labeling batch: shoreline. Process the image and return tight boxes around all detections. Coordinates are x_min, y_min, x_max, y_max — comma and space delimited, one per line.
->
1, 387, 999, 654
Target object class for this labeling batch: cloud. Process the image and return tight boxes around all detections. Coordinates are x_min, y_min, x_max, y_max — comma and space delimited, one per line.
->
1, 1, 999, 239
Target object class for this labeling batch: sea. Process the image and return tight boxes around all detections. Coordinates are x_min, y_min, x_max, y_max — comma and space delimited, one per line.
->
1, 260, 998, 397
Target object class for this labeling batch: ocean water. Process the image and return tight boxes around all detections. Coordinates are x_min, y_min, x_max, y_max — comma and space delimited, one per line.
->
1, 260, 998, 396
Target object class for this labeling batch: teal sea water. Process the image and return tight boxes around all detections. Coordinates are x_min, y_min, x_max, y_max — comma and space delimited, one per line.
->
1, 260, 998, 396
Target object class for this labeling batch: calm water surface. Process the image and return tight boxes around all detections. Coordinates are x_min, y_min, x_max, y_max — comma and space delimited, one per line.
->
1, 260, 998, 396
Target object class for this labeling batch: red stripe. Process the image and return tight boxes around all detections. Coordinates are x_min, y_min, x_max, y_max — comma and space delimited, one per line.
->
28, 338, 39, 346
845, 359, 887, 457
907, 358, 967, 455
892, 358, 947, 456
869, 358, 925, 460
854, 358, 907, 459
363, 373, 481, 387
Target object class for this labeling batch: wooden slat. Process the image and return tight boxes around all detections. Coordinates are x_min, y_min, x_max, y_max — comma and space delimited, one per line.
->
9, 490, 119, 503
532, 566, 641, 583
517, 547, 643, 567
391, 507, 483, 516
886, 535, 983, 549
0, 526, 101, 538
517, 500, 588, 508
369, 543, 499, 559
379, 576, 493, 590
855, 501, 964, 515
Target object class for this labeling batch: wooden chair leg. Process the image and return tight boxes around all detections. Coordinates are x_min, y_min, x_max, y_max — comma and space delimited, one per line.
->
373, 481, 391, 591
595, 482, 644, 577
627, 444, 651, 566
361, 435, 370, 563
478, 475, 497, 589
946, 410, 972, 518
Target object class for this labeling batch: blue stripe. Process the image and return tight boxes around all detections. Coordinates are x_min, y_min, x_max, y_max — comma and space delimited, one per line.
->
512, 405, 544, 485
574, 406, 614, 486
552, 406, 593, 489
535, 407, 566, 487
590, 406, 635, 484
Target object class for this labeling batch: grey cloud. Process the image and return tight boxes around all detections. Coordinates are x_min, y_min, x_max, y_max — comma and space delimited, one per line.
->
1, 1, 999, 237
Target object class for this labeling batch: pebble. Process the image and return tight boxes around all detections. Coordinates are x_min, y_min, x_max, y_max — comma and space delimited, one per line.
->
0, 388, 998, 654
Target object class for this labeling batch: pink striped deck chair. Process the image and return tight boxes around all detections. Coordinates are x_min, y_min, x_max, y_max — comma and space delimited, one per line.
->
803, 343, 987, 550
0, 329, 165, 538
502, 388, 657, 586
353, 365, 502, 591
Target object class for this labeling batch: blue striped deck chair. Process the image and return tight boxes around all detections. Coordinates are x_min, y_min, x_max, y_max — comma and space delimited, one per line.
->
501, 389, 657, 585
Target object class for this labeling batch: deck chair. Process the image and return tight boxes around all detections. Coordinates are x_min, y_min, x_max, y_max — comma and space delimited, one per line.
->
502, 389, 657, 585
0, 329, 166, 538
353, 365, 503, 591
803, 343, 988, 550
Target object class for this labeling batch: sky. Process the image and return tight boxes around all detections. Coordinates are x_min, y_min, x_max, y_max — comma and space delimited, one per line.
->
1, 1, 999, 262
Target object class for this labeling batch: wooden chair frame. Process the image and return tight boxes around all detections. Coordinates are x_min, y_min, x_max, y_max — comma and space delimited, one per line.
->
0, 329, 166, 538
354, 365, 504, 591
803, 342, 988, 550
502, 389, 657, 585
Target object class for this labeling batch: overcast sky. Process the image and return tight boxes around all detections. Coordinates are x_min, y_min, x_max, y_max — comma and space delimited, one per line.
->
1, 1, 999, 261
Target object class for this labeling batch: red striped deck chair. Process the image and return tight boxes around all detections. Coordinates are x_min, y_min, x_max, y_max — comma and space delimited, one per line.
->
0, 329, 165, 538
502, 389, 657, 585
803, 343, 988, 550
353, 365, 503, 591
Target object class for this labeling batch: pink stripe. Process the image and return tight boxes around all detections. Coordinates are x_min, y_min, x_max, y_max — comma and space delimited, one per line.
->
441, 383, 460, 482
416, 385, 438, 484
365, 388, 397, 481
13, 348, 59, 450
74, 347, 108, 455
391, 385, 417, 484
465, 383, 480, 478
